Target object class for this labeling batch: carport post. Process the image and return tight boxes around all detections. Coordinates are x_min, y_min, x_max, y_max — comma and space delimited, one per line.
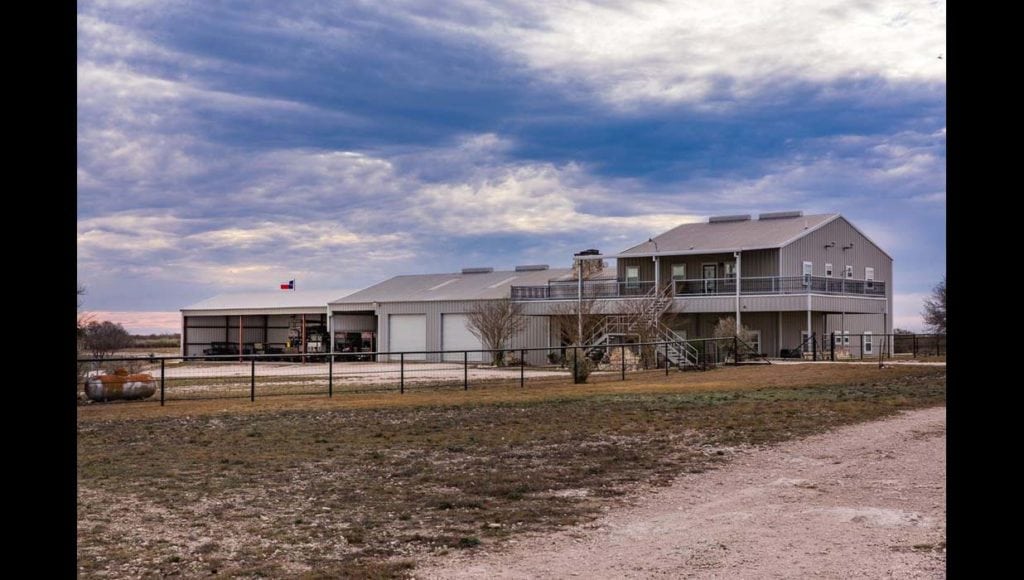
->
160, 358, 165, 406
520, 349, 525, 388
250, 358, 255, 402
463, 351, 468, 390
400, 353, 405, 394
328, 355, 333, 397
621, 344, 626, 381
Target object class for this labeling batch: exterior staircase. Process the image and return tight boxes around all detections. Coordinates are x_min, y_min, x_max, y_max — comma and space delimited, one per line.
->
583, 283, 699, 369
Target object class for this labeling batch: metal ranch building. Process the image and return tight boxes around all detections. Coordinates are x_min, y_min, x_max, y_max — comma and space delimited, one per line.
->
181, 211, 891, 363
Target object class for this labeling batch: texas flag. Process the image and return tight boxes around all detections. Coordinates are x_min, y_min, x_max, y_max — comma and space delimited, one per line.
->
280, 279, 295, 290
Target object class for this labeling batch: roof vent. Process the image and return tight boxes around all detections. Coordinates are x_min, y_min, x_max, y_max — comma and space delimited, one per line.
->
708, 214, 752, 223
758, 210, 804, 220
461, 267, 494, 274
515, 264, 550, 271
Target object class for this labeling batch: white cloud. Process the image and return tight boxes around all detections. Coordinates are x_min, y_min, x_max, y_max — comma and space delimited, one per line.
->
416, 162, 699, 236
893, 292, 928, 331
417, 0, 945, 108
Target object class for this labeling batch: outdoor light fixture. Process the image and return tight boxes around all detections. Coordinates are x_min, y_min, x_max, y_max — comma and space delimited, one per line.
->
842, 243, 854, 250
824, 241, 836, 248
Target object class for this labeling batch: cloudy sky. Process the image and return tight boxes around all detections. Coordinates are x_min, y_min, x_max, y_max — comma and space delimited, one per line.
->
77, 0, 945, 334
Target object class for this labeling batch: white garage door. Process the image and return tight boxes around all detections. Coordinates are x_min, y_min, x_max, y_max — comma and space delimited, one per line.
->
442, 314, 483, 362
389, 314, 426, 360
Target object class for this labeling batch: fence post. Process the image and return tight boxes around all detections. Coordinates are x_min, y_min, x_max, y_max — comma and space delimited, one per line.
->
573, 347, 579, 383
621, 344, 626, 380
913, 334, 918, 358
812, 333, 817, 361
160, 358, 165, 406
733, 336, 738, 366
328, 354, 333, 398
400, 353, 405, 394
937, 335, 941, 356
665, 342, 670, 375
520, 349, 525, 388
879, 336, 884, 368
250, 358, 255, 402
830, 332, 835, 362
464, 351, 468, 390
860, 335, 864, 360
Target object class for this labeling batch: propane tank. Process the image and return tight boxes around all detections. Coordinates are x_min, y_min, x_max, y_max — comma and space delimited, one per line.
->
85, 368, 157, 402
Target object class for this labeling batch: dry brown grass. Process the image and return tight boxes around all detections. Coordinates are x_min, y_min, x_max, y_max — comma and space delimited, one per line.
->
77, 364, 945, 578
80, 363, 937, 421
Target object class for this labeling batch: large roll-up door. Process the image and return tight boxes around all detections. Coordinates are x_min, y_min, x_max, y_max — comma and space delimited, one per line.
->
442, 314, 483, 361
388, 314, 426, 360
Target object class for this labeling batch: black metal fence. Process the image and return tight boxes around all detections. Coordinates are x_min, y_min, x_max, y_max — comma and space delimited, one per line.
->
781, 332, 947, 361
76, 338, 754, 405
76, 333, 946, 405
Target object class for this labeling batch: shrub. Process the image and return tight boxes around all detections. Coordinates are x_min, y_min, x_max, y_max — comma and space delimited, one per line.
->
564, 346, 594, 384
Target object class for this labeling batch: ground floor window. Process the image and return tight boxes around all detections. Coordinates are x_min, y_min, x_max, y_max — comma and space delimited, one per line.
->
746, 330, 761, 354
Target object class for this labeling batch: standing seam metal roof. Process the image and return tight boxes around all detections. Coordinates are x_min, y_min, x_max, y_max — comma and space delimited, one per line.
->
182, 289, 358, 311
329, 268, 574, 304
616, 213, 839, 256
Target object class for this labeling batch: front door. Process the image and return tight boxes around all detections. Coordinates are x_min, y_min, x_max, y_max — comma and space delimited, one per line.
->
703, 264, 717, 293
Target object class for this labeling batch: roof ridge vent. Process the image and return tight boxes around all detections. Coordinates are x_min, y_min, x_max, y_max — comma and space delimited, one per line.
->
708, 214, 751, 223
515, 264, 549, 271
758, 210, 804, 220
461, 267, 494, 274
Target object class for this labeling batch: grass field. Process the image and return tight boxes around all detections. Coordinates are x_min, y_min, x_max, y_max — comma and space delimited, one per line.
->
77, 364, 946, 578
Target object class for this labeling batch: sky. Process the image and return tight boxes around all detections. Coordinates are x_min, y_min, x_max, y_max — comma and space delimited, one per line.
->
77, 0, 946, 334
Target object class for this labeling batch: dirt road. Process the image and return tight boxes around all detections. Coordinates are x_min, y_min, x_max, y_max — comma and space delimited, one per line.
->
418, 406, 946, 579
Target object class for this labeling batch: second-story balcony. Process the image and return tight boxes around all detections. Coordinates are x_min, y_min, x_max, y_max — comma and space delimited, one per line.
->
511, 275, 886, 301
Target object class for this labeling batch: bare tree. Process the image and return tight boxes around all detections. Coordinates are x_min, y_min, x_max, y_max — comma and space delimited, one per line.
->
465, 298, 527, 366
548, 295, 608, 347
712, 316, 758, 360
922, 276, 946, 334
77, 284, 94, 339
83, 320, 134, 359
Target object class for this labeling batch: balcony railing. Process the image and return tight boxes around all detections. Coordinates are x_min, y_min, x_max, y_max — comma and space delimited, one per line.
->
510, 275, 885, 301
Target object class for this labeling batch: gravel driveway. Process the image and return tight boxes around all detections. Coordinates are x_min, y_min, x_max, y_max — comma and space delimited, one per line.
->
418, 406, 946, 579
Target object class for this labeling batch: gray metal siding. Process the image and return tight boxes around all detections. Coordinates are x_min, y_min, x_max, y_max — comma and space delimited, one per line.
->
374, 300, 549, 364
780, 216, 892, 338
665, 313, 777, 357
618, 249, 778, 286
332, 314, 376, 331
823, 313, 886, 357
780, 216, 892, 284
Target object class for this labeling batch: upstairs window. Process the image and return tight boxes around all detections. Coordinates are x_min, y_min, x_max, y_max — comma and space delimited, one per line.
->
865, 267, 875, 289
825, 263, 833, 277
845, 265, 854, 279
725, 262, 737, 279
671, 263, 686, 280
625, 266, 640, 288
802, 261, 813, 286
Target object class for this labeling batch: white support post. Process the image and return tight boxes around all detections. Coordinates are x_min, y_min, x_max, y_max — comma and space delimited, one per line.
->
577, 258, 583, 345
654, 256, 660, 292
734, 251, 741, 328
806, 293, 812, 347
326, 307, 333, 354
